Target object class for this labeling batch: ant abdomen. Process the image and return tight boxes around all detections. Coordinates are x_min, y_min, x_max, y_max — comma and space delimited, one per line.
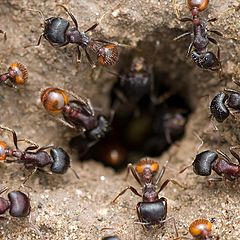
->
210, 92, 229, 122
192, 150, 218, 176
8, 191, 31, 217
50, 147, 70, 174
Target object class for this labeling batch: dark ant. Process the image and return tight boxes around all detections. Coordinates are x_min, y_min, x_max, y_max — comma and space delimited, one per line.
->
0, 62, 28, 87
210, 80, 240, 122
0, 125, 77, 184
24, 5, 119, 68
191, 146, 240, 181
0, 187, 31, 218
112, 158, 181, 233
41, 87, 110, 142
174, 0, 222, 72
111, 56, 154, 104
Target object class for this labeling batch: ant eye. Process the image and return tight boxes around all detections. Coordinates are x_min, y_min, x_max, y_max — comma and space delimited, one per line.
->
97, 44, 119, 66
41, 88, 69, 114
0, 141, 8, 160
8, 63, 28, 85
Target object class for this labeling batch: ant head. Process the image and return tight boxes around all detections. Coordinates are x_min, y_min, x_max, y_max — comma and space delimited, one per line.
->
135, 159, 159, 180
130, 56, 146, 72
0, 140, 8, 160
189, 219, 212, 239
97, 44, 119, 66
50, 147, 70, 174
8, 63, 28, 85
41, 87, 69, 114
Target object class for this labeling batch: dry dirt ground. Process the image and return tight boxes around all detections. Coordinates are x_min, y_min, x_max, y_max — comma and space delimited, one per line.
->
0, 0, 240, 239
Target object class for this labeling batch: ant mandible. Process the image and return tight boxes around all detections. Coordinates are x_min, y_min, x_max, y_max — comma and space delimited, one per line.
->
210, 80, 240, 123
0, 125, 75, 184
0, 62, 28, 87
112, 158, 181, 233
174, 0, 222, 72
41, 87, 111, 141
24, 5, 119, 68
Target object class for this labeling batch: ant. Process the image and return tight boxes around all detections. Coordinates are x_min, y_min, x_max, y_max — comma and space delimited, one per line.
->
24, 5, 119, 68
191, 145, 240, 182
174, 0, 222, 72
41, 87, 111, 141
0, 187, 31, 218
210, 80, 240, 123
112, 158, 181, 233
111, 56, 154, 105
102, 237, 120, 240
0, 125, 76, 184
0, 62, 28, 87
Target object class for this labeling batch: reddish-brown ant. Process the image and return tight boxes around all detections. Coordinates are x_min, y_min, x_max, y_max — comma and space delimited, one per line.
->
174, 0, 222, 72
0, 125, 77, 184
41, 87, 110, 141
24, 5, 119, 68
0, 62, 28, 87
112, 158, 181, 233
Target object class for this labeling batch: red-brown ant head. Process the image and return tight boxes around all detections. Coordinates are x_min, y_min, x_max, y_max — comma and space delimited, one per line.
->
41, 87, 69, 114
8, 63, 28, 85
187, 0, 209, 15
135, 159, 159, 181
0, 141, 8, 160
189, 219, 212, 238
97, 43, 119, 66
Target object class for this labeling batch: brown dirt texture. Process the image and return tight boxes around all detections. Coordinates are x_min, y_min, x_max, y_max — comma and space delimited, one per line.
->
0, 0, 240, 239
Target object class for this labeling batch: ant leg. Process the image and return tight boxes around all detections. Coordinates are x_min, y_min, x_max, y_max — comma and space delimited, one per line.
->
37, 144, 55, 152
22, 8, 46, 22
0, 30, 7, 41
207, 176, 223, 185
56, 4, 79, 29
18, 138, 39, 151
224, 88, 240, 95
173, 32, 191, 41
54, 116, 79, 129
186, 41, 194, 57
233, 79, 240, 87
76, 46, 82, 63
158, 179, 185, 193
207, 17, 218, 22
155, 164, 167, 185
160, 216, 179, 238
0, 187, 9, 195
208, 37, 220, 60
85, 23, 99, 33
85, 49, 96, 68
112, 186, 142, 203
216, 150, 232, 163
125, 163, 142, 186
0, 125, 19, 149
229, 146, 240, 164
209, 30, 223, 37
24, 34, 43, 48
21, 168, 38, 187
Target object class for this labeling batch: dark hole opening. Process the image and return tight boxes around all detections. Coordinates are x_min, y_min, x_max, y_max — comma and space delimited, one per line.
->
70, 50, 192, 171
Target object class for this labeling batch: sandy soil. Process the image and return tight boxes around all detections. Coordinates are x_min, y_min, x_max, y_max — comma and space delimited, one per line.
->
0, 0, 240, 239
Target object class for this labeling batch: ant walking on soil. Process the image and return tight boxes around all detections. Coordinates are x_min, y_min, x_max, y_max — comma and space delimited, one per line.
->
174, 0, 222, 73
0, 125, 78, 185
24, 5, 119, 68
112, 158, 182, 234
